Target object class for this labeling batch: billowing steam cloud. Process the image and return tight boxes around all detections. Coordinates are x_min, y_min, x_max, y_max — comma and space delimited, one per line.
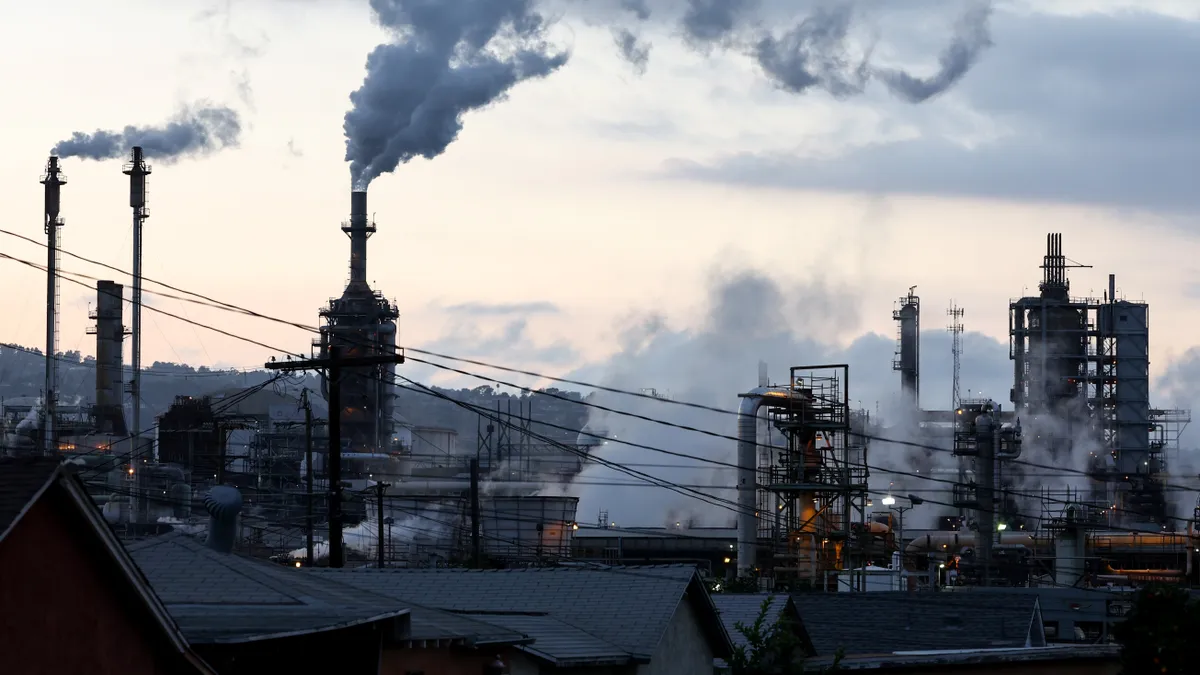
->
51, 104, 242, 162
874, 2, 993, 103
343, 0, 569, 190
613, 28, 652, 73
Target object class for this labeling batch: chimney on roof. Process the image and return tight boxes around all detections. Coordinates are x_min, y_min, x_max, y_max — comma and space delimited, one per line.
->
203, 485, 243, 554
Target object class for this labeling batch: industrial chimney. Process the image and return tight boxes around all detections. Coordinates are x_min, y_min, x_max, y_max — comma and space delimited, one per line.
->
41, 156, 66, 456
90, 281, 127, 436
123, 147, 150, 519
345, 189, 373, 287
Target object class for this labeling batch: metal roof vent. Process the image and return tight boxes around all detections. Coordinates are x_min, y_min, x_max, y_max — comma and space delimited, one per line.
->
203, 486, 243, 554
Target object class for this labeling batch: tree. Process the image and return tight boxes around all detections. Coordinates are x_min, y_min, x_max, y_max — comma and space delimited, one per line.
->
727, 597, 842, 675
1113, 584, 1200, 674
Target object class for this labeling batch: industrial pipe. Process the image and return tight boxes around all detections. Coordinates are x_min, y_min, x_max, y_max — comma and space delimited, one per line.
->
736, 386, 799, 578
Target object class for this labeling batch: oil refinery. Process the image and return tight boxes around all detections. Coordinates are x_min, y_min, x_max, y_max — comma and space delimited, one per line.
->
4, 149, 1199, 604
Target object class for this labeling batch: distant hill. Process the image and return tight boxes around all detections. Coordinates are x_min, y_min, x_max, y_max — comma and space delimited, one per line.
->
0, 344, 590, 448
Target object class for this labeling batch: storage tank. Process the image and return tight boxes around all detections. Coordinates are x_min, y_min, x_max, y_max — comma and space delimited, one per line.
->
482, 495, 579, 563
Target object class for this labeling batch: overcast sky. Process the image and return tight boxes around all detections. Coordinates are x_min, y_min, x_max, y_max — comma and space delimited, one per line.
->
1, 0, 1198, 416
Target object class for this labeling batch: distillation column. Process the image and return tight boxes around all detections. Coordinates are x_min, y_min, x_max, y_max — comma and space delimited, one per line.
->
893, 288, 920, 408
41, 157, 66, 456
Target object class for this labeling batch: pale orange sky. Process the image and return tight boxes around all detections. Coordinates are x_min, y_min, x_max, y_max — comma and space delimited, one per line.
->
1, 0, 1198, 386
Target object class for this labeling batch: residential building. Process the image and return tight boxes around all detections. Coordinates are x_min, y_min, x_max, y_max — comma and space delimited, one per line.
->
0, 458, 215, 675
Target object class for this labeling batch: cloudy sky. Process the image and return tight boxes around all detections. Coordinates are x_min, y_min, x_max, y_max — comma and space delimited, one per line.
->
2, 0, 1199, 418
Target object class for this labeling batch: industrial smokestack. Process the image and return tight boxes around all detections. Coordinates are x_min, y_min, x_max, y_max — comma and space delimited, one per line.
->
94, 281, 127, 436
41, 156, 66, 457
204, 486, 244, 554
345, 189, 373, 287
124, 147, 151, 521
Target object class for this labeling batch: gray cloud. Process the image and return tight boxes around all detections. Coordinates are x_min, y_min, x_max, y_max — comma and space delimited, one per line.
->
620, 0, 652, 21
442, 300, 562, 316
612, 27, 652, 73
664, 10, 1200, 212
52, 104, 242, 162
428, 317, 578, 365
681, 0, 758, 45
752, 4, 869, 98
873, 1, 992, 103
344, 0, 569, 189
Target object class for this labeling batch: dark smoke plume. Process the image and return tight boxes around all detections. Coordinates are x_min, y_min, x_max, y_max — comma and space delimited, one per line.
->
620, 0, 651, 21
682, 0, 758, 45
613, 28, 651, 74
52, 104, 242, 162
874, 2, 993, 103
753, 5, 870, 98
344, 0, 569, 189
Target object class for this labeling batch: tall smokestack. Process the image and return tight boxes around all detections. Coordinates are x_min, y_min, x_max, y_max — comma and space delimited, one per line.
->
41, 156, 66, 456
123, 146, 150, 521
92, 281, 127, 436
344, 190, 374, 287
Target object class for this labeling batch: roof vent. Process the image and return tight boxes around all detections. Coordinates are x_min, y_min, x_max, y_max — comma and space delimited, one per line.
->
203, 486, 243, 554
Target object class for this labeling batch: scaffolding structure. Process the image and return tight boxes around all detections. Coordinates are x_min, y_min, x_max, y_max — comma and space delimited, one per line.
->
761, 365, 871, 590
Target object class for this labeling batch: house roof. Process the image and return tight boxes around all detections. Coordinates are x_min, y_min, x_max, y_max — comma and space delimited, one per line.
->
128, 532, 528, 648
127, 532, 411, 644
0, 457, 62, 543
712, 594, 814, 655
0, 457, 217, 675
790, 591, 1045, 657
311, 564, 733, 664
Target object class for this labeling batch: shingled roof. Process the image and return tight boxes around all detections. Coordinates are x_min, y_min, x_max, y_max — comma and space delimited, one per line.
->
712, 593, 815, 663
311, 564, 733, 666
127, 532, 412, 644
790, 591, 1046, 657
127, 532, 528, 648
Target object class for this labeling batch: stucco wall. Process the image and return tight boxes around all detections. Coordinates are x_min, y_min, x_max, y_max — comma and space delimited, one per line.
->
638, 593, 714, 675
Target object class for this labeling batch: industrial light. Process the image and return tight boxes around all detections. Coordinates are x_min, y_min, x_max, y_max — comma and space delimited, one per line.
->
882, 495, 896, 506
938, 563, 945, 569
998, 523, 1008, 531
724, 557, 732, 564
572, 523, 579, 531
867, 499, 874, 507
294, 561, 302, 568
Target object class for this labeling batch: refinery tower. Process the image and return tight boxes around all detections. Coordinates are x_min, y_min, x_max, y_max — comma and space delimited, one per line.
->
317, 190, 401, 453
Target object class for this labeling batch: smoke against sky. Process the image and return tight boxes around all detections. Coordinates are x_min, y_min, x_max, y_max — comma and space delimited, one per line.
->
612, 28, 652, 74
51, 104, 242, 162
873, 1, 993, 103
343, 0, 570, 189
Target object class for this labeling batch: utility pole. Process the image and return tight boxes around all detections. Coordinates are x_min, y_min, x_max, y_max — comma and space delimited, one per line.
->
375, 480, 390, 568
265, 347, 404, 568
470, 457, 481, 568
302, 389, 315, 567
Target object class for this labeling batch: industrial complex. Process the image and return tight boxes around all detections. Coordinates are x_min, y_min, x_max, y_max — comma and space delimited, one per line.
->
3, 149, 1199, 660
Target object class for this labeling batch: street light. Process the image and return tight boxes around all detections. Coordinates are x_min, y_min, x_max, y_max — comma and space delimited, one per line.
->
882, 495, 896, 506
890, 495, 925, 573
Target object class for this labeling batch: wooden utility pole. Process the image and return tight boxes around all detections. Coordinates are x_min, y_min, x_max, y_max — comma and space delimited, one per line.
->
470, 458, 481, 568
265, 346, 404, 568
302, 389, 315, 567
375, 481, 391, 568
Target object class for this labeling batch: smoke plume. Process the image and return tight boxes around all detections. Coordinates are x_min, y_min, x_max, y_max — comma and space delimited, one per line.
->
613, 28, 652, 73
681, 0, 759, 46
51, 104, 242, 162
343, 0, 569, 190
874, 2, 993, 103
620, 0, 651, 21
752, 4, 870, 98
